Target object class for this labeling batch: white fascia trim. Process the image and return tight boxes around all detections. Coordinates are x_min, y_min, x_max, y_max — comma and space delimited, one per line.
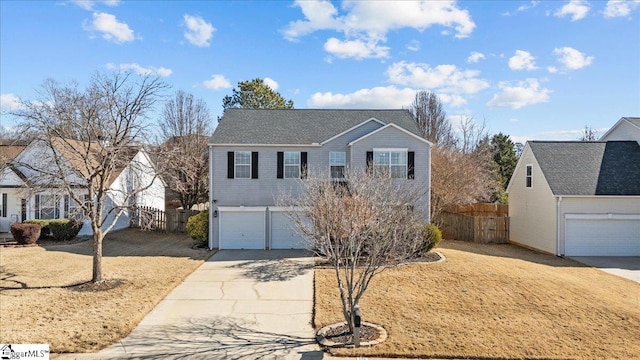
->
321, 117, 386, 145
565, 213, 640, 220
506, 142, 532, 193
348, 123, 433, 147
209, 143, 321, 147
373, 147, 409, 152
599, 117, 640, 140
217, 206, 267, 212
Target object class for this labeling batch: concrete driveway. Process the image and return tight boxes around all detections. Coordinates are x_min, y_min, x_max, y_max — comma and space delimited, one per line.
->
571, 256, 640, 283
60, 250, 322, 359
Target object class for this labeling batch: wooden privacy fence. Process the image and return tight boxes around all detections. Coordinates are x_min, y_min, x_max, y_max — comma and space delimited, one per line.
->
130, 206, 200, 233
440, 203, 509, 244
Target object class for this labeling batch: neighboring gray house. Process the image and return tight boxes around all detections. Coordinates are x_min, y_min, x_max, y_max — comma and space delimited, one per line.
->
600, 117, 640, 143
208, 109, 432, 250
507, 141, 640, 256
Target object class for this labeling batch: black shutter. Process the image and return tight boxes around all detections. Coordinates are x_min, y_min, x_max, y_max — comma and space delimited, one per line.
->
277, 152, 284, 179
301, 152, 308, 179
1, 193, 6, 218
227, 152, 234, 179
366, 151, 373, 174
251, 152, 259, 179
64, 195, 70, 218
408, 151, 415, 179
35, 194, 40, 219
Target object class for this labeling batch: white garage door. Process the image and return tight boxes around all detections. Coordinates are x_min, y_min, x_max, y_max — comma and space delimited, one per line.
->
219, 210, 265, 249
565, 216, 640, 256
270, 212, 307, 249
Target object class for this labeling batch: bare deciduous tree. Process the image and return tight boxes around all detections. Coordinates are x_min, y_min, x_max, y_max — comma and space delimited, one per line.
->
158, 90, 212, 209
12, 71, 168, 283
579, 125, 598, 141
279, 170, 431, 342
409, 90, 456, 148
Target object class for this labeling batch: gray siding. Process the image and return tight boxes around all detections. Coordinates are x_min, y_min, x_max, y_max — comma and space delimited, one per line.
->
601, 121, 640, 143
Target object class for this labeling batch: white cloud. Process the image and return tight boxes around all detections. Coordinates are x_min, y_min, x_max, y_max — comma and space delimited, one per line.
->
324, 37, 390, 59
554, 0, 590, 21
386, 61, 489, 106
0, 93, 23, 112
307, 86, 417, 109
83, 12, 134, 43
283, 0, 475, 59
467, 51, 485, 64
604, 0, 639, 18
202, 74, 231, 90
184, 14, 215, 47
508, 50, 538, 71
503, 0, 539, 16
547, 66, 559, 73
487, 78, 551, 109
406, 40, 420, 52
263, 77, 279, 90
106, 63, 172, 77
553, 47, 594, 70
70, 0, 121, 11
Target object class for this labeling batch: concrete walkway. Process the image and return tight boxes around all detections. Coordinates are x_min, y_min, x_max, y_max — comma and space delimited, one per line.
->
571, 256, 640, 284
56, 250, 322, 359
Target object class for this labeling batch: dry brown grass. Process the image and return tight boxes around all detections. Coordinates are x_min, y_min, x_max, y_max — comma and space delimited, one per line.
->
315, 240, 640, 360
0, 229, 212, 353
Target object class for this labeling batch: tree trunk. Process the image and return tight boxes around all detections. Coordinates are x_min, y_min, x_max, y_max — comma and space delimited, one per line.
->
92, 229, 104, 283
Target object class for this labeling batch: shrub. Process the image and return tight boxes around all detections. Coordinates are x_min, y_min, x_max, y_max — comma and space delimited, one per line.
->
186, 210, 208, 247
24, 219, 52, 239
10, 223, 41, 245
411, 223, 443, 257
49, 219, 82, 241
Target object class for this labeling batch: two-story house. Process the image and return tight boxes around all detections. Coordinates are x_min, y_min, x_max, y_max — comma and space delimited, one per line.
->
208, 109, 432, 250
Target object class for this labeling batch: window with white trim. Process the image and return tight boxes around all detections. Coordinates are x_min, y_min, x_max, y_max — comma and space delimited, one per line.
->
284, 152, 301, 179
526, 165, 532, 188
374, 149, 407, 179
235, 151, 251, 179
36, 194, 60, 220
330, 152, 346, 179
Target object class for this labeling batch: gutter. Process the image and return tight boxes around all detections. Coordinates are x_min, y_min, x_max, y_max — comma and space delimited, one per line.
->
556, 196, 563, 257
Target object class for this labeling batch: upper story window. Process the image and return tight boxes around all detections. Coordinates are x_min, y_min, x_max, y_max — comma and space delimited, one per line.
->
235, 151, 251, 179
227, 151, 259, 179
526, 165, 533, 188
330, 152, 346, 179
284, 152, 301, 179
373, 149, 408, 179
277, 151, 308, 179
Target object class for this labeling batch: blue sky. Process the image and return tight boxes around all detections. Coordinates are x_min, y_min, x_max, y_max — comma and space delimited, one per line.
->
1, 0, 639, 144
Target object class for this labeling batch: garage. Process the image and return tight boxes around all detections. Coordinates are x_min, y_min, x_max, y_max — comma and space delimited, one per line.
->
565, 215, 640, 256
218, 208, 265, 249
270, 211, 307, 249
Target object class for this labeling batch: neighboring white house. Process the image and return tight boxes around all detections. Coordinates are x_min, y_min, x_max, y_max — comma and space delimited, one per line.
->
507, 140, 640, 256
208, 109, 432, 250
0, 138, 165, 236
600, 117, 640, 143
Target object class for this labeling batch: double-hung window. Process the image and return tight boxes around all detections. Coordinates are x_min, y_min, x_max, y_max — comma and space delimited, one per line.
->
526, 165, 533, 188
235, 151, 251, 179
374, 149, 408, 179
284, 152, 301, 179
330, 152, 346, 179
35, 194, 60, 220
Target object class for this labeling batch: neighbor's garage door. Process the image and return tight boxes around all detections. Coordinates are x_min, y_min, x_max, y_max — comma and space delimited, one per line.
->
270, 212, 307, 249
565, 216, 640, 256
219, 210, 265, 249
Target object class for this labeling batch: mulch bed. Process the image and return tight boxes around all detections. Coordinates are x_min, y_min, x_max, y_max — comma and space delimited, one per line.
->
315, 250, 443, 268
323, 323, 380, 344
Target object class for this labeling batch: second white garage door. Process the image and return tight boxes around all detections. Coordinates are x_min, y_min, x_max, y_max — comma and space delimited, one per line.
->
219, 210, 265, 249
565, 216, 640, 256
270, 212, 307, 249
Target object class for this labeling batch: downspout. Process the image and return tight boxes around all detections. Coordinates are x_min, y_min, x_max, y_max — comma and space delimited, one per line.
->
208, 144, 214, 250
556, 196, 563, 257
427, 144, 432, 224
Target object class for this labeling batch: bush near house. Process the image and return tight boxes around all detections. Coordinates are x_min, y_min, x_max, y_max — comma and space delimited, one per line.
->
186, 210, 208, 247
10, 223, 41, 245
49, 219, 82, 241
411, 223, 442, 257
24, 219, 82, 241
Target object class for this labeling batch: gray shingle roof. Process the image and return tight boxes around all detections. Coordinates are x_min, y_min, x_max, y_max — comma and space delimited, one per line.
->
210, 109, 419, 145
529, 141, 640, 196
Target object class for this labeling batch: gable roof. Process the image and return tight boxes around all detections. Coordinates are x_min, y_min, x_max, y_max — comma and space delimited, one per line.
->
600, 117, 640, 140
529, 141, 640, 196
210, 109, 420, 145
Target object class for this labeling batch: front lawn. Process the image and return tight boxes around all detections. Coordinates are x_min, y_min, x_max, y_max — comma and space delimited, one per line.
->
0, 229, 212, 352
315, 240, 640, 359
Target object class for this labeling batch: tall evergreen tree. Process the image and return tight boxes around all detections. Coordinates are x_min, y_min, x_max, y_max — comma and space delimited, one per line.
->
222, 78, 294, 111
